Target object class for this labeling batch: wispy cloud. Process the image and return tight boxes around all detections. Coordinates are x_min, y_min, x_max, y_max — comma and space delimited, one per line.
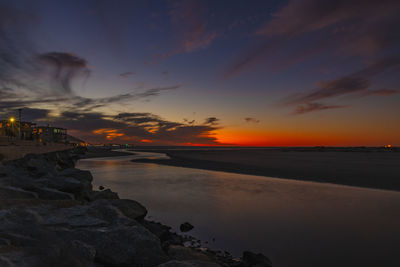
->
204, 117, 219, 125
157, 0, 217, 60
38, 52, 91, 94
281, 57, 400, 114
0, 85, 182, 112
282, 58, 400, 104
293, 103, 344, 115
223, 0, 400, 78
245, 117, 260, 123
120, 72, 135, 78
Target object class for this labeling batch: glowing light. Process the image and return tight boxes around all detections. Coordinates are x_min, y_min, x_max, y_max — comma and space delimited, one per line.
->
93, 128, 124, 140
385, 144, 392, 148
141, 139, 152, 143
9, 117, 15, 122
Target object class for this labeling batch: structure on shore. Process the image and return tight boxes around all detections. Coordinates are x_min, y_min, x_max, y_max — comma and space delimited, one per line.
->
0, 110, 86, 146
0, 118, 67, 143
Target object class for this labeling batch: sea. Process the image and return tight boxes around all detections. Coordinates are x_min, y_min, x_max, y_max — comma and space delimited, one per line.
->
76, 149, 400, 267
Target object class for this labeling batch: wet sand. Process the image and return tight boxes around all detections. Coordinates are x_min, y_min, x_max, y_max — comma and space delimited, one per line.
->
132, 148, 400, 191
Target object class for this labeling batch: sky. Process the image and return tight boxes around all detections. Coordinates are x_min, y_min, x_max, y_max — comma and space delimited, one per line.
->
0, 0, 399, 146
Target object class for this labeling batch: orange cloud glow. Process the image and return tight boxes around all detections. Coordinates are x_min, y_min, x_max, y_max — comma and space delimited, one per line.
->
93, 128, 125, 140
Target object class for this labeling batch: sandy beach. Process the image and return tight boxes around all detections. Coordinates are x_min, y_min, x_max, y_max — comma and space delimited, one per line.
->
132, 148, 400, 191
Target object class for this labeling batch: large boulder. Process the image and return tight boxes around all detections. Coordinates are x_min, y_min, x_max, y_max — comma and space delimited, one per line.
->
26, 156, 57, 177
0, 186, 38, 199
105, 199, 147, 221
29, 187, 75, 200
41, 205, 109, 228
89, 189, 119, 201
58, 168, 93, 183
180, 222, 194, 232
61, 225, 169, 266
168, 245, 213, 262
158, 260, 220, 267
43, 176, 92, 200
242, 251, 272, 267
141, 220, 183, 244
0, 227, 96, 267
44, 151, 75, 170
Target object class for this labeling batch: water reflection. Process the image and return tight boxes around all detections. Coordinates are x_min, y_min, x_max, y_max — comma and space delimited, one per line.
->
77, 151, 400, 267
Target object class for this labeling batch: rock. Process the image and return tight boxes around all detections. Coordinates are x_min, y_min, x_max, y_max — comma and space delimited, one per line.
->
158, 260, 220, 267
89, 189, 119, 201
26, 156, 57, 176
0, 227, 97, 267
30, 187, 75, 200
0, 186, 38, 199
242, 251, 272, 267
106, 199, 147, 221
44, 176, 92, 200
0, 237, 10, 245
69, 239, 97, 265
86, 201, 132, 225
0, 208, 43, 227
41, 205, 109, 228
168, 245, 213, 262
180, 222, 194, 232
0, 256, 14, 267
44, 151, 75, 170
58, 168, 93, 183
141, 220, 183, 244
62, 225, 169, 266
0, 164, 8, 177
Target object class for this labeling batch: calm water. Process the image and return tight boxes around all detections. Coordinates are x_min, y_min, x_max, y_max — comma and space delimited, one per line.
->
77, 151, 400, 267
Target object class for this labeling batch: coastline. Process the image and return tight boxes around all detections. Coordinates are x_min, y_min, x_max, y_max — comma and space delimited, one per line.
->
0, 148, 271, 267
79, 147, 134, 159
131, 148, 400, 191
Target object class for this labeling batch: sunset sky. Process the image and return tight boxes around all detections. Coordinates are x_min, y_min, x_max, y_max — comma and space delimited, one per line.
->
0, 0, 399, 146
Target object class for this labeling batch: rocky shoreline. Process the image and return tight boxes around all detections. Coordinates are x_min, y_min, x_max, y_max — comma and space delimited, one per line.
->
0, 148, 272, 267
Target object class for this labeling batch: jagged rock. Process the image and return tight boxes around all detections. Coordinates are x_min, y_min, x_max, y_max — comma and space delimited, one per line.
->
0, 163, 8, 177
0, 237, 10, 245
168, 245, 213, 262
180, 222, 194, 232
26, 156, 57, 176
30, 187, 75, 200
0, 207, 43, 228
0, 256, 14, 267
60, 225, 169, 266
141, 220, 183, 244
58, 168, 93, 183
106, 199, 147, 221
89, 189, 119, 201
43, 176, 92, 200
44, 151, 75, 170
86, 201, 133, 225
0, 186, 38, 199
158, 260, 220, 267
41, 205, 109, 228
0, 227, 96, 267
242, 251, 272, 267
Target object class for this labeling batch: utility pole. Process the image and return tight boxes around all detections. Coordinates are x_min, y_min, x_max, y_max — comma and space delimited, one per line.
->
18, 108, 22, 140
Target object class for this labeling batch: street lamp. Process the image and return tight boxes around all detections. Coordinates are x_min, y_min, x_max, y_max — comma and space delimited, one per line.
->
8, 117, 15, 140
